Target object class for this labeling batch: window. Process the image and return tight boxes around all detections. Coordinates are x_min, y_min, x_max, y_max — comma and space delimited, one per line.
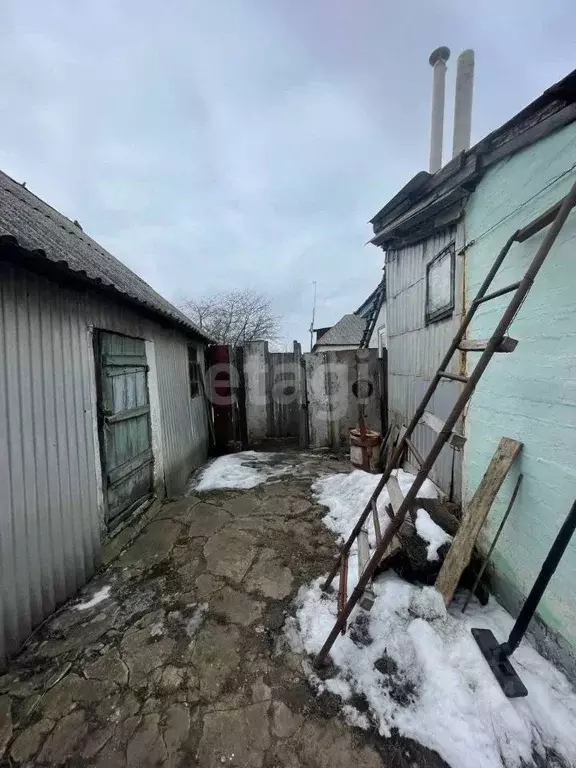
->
188, 345, 201, 398
426, 243, 455, 324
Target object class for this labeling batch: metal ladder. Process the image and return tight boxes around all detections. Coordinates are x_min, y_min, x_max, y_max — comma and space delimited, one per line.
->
359, 279, 385, 350
315, 180, 576, 667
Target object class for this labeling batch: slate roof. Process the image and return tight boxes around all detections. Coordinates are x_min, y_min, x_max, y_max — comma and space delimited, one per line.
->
0, 170, 211, 342
314, 313, 365, 347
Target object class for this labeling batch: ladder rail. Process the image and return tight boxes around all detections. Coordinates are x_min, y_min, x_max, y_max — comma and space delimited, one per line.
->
315, 180, 576, 667
322, 232, 518, 591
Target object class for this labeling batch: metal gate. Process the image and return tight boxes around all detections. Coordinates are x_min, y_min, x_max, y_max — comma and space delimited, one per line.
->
207, 345, 247, 453
96, 331, 153, 528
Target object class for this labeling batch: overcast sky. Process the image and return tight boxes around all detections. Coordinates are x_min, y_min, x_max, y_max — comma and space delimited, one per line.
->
1, 1, 574, 348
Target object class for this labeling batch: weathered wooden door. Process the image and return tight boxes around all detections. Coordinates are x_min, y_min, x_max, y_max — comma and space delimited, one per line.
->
97, 331, 153, 528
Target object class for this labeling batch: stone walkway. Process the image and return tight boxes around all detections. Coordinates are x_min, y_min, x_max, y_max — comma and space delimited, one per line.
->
0, 451, 444, 767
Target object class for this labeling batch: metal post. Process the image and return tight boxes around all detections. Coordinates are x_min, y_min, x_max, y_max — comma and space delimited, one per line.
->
501, 498, 576, 656
462, 473, 523, 614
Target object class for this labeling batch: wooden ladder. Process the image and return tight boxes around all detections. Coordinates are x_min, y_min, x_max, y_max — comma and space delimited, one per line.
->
314, 180, 576, 667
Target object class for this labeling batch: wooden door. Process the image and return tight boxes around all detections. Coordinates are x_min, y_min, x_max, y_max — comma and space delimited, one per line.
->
97, 331, 153, 528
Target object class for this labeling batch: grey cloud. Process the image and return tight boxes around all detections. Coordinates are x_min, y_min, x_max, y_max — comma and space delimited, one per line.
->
1, 0, 574, 347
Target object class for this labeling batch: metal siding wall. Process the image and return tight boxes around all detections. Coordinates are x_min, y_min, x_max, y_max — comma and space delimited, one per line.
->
0, 264, 209, 663
0, 264, 100, 662
155, 335, 209, 496
386, 225, 464, 498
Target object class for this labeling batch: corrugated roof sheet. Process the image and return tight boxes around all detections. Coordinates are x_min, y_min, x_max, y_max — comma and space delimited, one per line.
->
315, 313, 365, 346
0, 170, 211, 342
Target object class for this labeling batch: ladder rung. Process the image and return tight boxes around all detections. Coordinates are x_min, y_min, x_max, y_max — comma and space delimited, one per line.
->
515, 195, 574, 243
439, 370, 469, 383
458, 336, 518, 353
474, 281, 521, 305
370, 498, 382, 544
421, 410, 466, 450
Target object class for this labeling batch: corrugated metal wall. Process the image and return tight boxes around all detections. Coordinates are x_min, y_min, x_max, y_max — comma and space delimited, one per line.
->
0, 262, 209, 663
385, 225, 465, 498
156, 334, 208, 495
269, 351, 301, 438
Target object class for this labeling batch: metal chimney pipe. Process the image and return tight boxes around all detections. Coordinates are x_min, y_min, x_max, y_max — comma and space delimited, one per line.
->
452, 49, 475, 157
428, 46, 451, 174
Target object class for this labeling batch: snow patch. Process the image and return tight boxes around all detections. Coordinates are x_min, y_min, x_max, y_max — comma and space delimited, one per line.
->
288, 576, 576, 768
313, 468, 437, 547
342, 705, 370, 730
415, 508, 453, 561
186, 602, 208, 646
75, 586, 111, 611
289, 468, 576, 767
192, 451, 294, 491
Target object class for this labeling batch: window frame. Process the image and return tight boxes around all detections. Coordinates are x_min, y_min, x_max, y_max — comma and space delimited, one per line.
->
425, 242, 456, 325
187, 344, 201, 398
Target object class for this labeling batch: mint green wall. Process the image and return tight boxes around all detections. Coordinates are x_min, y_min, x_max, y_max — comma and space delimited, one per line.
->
463, 122, 576, 672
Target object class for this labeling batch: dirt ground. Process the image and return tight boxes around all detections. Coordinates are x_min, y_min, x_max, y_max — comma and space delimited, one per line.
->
0, 451, 447, 767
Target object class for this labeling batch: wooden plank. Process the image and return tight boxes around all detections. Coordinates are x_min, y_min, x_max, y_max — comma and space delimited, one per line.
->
108, 448, 153, 487
386, 474, 405, 515
357, 528, 370, 575
106, 404, 150, 424
458, 337, 518, 353
103, 354, 147, 368
405, 435, 424, 467
421, 410, 466, 450
384, 425, 399, 469
371, 498, 382, 544
435, 437, 523, 605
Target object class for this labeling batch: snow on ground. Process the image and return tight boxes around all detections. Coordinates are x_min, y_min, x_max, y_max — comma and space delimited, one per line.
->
415, 508, 453, 561
193, 451, 295, 491
74, 585, 111, 611
312, 467, 438, 584
288, 468, 576, 768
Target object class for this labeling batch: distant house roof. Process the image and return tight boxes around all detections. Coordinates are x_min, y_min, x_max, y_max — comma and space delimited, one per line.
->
370, 68, 576, 249
313, 313, 365, 349
0, 170, 212, 342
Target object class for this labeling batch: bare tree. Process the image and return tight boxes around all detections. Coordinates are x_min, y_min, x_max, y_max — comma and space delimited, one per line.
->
181, 289, 282, 346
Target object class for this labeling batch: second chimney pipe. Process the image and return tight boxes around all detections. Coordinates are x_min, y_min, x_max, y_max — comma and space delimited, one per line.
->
428, 46, 450, 174
452, 49, 475, 157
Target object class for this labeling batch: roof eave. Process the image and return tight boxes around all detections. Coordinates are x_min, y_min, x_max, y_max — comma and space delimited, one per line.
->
370, 68, 576, 246
0, 234, 214, 344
